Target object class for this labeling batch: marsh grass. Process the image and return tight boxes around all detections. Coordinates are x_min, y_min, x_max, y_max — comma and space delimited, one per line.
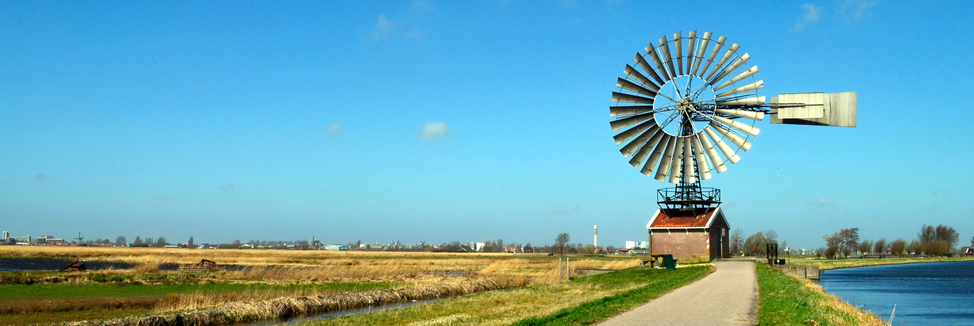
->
0, 246, 645, 325
756, 264, 885, 326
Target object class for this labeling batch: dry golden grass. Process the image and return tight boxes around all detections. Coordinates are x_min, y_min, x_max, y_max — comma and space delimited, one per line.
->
800, 278, 887, 325
1, 246, 642, 286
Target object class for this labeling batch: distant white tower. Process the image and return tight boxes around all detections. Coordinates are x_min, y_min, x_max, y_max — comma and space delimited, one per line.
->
1, 231, 7, 241
594, 224, 598, 248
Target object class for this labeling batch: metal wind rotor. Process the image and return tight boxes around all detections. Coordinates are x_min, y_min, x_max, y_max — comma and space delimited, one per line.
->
610, 30, 856, 185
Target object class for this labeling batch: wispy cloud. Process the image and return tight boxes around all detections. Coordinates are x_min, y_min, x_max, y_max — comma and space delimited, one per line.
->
35, 173, 48, 182
540, 204, 579, 216
367, 14, 394, 41
806, 196, 833, 208
362, 2, 434, 42
410, 0, 434, 13
793, 3, 822, 32
839, 0, 876, 21
218, 184, 236, 193
418, 122, 451, 141
322, 123, 345, 136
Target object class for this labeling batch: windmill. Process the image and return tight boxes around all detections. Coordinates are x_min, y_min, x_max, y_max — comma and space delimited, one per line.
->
610, 31, 855, 259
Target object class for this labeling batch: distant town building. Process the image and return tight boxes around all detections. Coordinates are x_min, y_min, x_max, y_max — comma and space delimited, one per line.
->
324, 244, 348, 251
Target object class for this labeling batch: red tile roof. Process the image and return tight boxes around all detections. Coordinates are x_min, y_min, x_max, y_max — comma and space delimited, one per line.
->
647, 207, 721, 229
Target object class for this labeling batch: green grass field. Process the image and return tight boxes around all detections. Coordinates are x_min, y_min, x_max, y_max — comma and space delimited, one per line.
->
303, 266, 710, 326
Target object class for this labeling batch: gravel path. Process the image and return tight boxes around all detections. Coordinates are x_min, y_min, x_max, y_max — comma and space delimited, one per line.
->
596, 260, 758, 326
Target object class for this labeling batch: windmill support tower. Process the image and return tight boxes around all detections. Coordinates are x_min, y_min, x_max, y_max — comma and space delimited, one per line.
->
608, 30, 856, 261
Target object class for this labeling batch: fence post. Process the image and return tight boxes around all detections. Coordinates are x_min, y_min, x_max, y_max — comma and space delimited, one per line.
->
558, 258, 562, 282
566, 257, 570, 281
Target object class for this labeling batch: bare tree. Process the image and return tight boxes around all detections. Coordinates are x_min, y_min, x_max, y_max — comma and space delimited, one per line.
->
188, 236, 195, 248
874, 238, 887, 256
554, 233, 570, 256
889, 239, 906, 256
115, 236, 127, 247
858, 240, 872, 257
730, 229, 744, 255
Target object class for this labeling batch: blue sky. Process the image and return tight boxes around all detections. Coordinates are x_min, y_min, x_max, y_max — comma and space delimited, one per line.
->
2, 1, 973, 250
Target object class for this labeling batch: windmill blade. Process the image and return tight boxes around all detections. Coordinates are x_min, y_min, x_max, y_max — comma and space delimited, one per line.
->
659, 35, 677, 80
710, 123, 752, 151
614, 120, 658, 146
629, 130, 665, 168
654, 136, 677, 181
699, 36, 726, 79
674, 32, 683, 76
711, 53, 751, 85
699, 131, 728, 172
610, 105, 655, 117
619, 126, 660, 160
714, 66, 759, 91
682, 137, 696, 183
716, 96, 765, 106
617, 78, 658, 98
686, 30, 697, 74
704, 127, 741, 164
610, 112, 653, 131
691, 135, 712, 180
632, 55, 666, 86
715, 108, 765, 120
668, 137, 685, 184
706, 43, 740, 81
715, 80, 763, 98
712, 115, 760, 136
641, 134, 671, 176
691, 32, 712, 76
624, 64, 660, 92
612, 91, 655, 105
645, 43, 671, 81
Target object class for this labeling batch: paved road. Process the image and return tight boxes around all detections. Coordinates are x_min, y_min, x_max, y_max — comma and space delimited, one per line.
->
596, 260, 758, 326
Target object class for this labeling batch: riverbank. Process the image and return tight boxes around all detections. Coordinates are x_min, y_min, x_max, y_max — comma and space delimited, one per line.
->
756, 264, 886, 325
786, 255, 974, 270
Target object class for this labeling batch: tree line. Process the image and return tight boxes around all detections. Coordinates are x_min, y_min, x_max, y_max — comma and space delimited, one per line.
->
729, 224, 969, 258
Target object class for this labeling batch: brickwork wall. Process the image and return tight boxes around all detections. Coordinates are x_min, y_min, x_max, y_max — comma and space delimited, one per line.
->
651, 230, 709, 260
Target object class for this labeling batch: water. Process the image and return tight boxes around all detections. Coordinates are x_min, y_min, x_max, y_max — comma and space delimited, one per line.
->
819, 260, 974, 325
239, 298, 443, 326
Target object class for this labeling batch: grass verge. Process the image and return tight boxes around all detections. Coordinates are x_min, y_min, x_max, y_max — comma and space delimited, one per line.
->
302, 266, 710, 326
510, 266, 710, 326
756, 264, 885, 326
785, 256, 974, 270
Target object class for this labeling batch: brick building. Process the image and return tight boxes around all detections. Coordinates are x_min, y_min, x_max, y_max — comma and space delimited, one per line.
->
646, 206, 730, 260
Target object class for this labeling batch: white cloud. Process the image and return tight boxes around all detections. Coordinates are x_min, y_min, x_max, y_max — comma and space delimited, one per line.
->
218, 184, 236, 193
322, 123, 345, 136
839, 0, 876, 21
35, 173, 48, 182
807, 196, 833, 208
793, 3, 822, 32
418, 122, 451, 141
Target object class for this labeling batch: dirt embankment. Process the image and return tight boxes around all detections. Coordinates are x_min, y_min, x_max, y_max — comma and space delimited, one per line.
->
64, 278, 502, 326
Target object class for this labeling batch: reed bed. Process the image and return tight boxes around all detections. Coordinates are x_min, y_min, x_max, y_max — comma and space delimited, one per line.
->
64, 278, 503, 326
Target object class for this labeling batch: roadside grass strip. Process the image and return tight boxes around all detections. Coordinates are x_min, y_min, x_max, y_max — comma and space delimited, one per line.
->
304, 266, 710, 326
756, 264, 885, 326
510, 266, 710, 326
